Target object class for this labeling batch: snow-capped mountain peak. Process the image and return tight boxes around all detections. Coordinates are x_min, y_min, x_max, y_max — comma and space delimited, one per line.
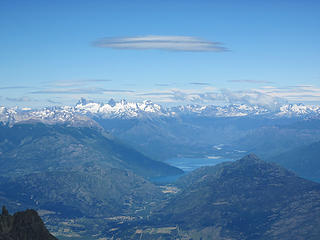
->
277, 104, 320, 117
74, 98, 168, 118
0, 105, 96, 127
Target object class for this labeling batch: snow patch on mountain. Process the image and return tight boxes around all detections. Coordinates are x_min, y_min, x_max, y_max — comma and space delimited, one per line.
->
0, 105, 97, 127
74, 98, 168, 118
277, 104, 320, 117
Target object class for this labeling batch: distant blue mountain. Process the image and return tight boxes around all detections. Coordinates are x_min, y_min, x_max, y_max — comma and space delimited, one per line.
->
269, 141, 320, 182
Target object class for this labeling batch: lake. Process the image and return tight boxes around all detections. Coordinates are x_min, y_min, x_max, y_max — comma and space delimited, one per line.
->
151, 156, 232, 184
165, 156, 232, 172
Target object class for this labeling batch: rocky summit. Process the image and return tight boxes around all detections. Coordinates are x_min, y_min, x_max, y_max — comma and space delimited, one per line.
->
0, 206, 57, 240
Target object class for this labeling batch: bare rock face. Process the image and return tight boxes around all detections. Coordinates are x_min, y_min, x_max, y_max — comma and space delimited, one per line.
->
0, 206, 57, 240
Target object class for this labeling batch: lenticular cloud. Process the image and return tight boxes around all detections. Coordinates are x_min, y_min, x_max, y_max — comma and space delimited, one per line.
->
93, 35, 228, 52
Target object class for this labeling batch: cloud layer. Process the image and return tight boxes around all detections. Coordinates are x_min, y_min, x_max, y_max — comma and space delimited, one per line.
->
140, 88, 287, 110
93, 35, 228, 52
2, 80, 320, 109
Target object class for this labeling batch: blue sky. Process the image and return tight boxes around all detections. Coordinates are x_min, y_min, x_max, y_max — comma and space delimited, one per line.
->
0, 0, 319, 108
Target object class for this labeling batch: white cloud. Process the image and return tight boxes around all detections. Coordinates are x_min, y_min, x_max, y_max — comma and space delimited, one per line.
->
93, 35, 228, 52
220, 89, 287, 110
138, 88, 287, 110
255, 85, 320, 104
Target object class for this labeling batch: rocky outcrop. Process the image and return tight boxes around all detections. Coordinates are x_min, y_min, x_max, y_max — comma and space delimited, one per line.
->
0, 206, 57, 240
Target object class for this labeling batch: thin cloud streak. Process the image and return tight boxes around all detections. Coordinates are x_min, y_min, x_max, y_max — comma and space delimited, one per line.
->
47, 99, 62, 104
139, 92, 171, 96
228, 80, 274, 84
45, 79, 112, 88
83, 79, 112, 83
30, 88, 135, 95
0, 86, 30, 90
190, 82, 211, 86
6, 97, 33, 102
155, 83, 170, 87
93, 35, 229, 52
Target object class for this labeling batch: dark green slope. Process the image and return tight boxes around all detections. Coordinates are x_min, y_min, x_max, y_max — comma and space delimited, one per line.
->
0, 123, 182, 178
0, 169, 161, 217
134, 154, 320, 240
268, 141, 320, 182
0, 122, 180, 221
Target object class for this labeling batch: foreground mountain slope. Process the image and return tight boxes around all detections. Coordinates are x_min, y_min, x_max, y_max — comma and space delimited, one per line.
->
269, 141, 320, 182
0, 169, 161, 217
0, 122, 179, 223
119, 154, 320, 240
0, 122, 182, 178
0, 206, 57, 240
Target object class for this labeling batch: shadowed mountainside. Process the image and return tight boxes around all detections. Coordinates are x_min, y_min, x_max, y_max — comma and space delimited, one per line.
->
0, 122, 182, 178
0, 169, 162, 218
0, 206, 57, 240
0, 122, 180, 219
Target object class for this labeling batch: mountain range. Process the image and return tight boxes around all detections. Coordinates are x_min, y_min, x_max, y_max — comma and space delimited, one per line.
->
1, 99, 320, 174
1, 99, 320, 126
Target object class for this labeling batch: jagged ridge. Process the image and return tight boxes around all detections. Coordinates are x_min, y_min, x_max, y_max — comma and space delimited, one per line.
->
0, 206, 57, 240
